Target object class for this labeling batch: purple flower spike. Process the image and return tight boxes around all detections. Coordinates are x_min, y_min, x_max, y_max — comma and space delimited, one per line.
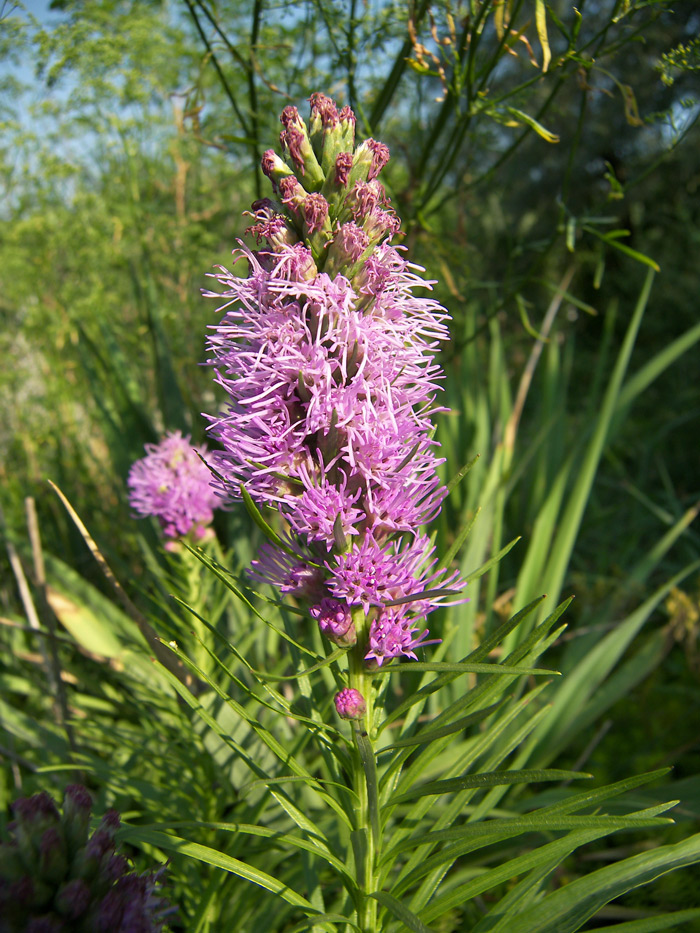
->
335, 688, 366, 720
310, 598, 356, 647
127, 431, 219, 542
203, 95, 466, 663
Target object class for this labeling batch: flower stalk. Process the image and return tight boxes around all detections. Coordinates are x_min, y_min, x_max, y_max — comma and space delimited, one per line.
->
203, 93, 466, 932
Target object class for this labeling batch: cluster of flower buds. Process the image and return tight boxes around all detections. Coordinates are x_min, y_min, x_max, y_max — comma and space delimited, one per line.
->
205, 94, 464, 670
0, 785, 172, 932
128, 431, 219, 547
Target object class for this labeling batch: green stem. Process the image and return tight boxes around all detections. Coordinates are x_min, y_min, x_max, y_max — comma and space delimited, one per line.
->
348, 609, 379, 932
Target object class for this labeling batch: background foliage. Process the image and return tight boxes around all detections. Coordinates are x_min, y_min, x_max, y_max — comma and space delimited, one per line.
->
1, 0, 699, 929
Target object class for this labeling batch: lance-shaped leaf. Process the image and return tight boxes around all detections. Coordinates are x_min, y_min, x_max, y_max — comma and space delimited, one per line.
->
390, 768, 590, 806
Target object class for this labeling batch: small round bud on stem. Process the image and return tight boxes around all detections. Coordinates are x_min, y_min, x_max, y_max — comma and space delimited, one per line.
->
335, 688, 367, 720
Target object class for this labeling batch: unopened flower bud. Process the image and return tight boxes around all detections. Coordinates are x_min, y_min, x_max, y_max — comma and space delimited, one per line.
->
104, 852, 129, 883
62, 784, 92, 852
279, 106, 325, 189
346, 179, 388, 222
74, 828, 114, 881
279, 175, 307, 216
335, 688, 366, 720
260, 148, 295, 188
334, 151, 354, 187
302, 193, 330, 235
325, 222, 370, 277
26, 916, 63, 933
348, 138, 391, 188
11, 792, 60, 866
309, 92, 339, 131
272, 243, 318, 282
308, 92, 352, 174
338, 105, 356, 149
310, 598, 356, 647
100, 809, 121, 837
366, 139, 391, 180
364, 207, 401, 247
39, 826, 67, 884
56, 877, 91, 919
13, 792, 60, 829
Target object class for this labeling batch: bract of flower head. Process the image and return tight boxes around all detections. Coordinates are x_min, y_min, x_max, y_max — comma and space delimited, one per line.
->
127, 431, 219, 542
204, 95, 465, 665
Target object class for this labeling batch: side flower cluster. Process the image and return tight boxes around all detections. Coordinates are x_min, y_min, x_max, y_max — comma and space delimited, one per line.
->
127, 431, 219, 545
0, 785, 173, 932
204, 94, 464, 666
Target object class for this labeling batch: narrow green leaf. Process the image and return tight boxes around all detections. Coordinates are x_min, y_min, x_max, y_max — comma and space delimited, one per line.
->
287, 915, 362, 933
616, 320, 700, 413
382, 586, 464, 608
584, 225, 660, 271
493, 832, 700, 933
469, 596, 552, 661
240, 775, 359, 804
240, 484, 304, 559
421, 814, 676, 925
437, 505, 480, 570
370, 891, 435, 933
538, 278, 597, 315
385, 810, 674, 863
380, 701, 501, 750
121, 822, 353, 883
446, 453, 480, 494
372, 662, 556, 676
538, 768, 672, 815
465, 536, 522, 584
118, 827, 319, 911
181, 545, 318, 657
378, 597, 558, 733
160, 641, 352, 829
584, 909, 700, 932
256, 648, 347, 681
391, 769, 590, 806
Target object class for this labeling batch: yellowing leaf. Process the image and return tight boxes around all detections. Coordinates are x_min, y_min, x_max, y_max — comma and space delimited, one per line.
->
494, 0, 506, 40
621, 83, 643, 126
407, 57, 432, 76
46, 586, 124, 660
536, 0, 551, 72
505, 106, 560, 143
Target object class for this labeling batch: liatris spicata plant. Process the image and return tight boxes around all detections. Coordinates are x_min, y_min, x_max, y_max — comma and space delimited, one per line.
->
0, 785, 172, 932
155, 95, 700, 933
205, 93, 464, 682
201, 92, 469, 930
127, 431, 219, 546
